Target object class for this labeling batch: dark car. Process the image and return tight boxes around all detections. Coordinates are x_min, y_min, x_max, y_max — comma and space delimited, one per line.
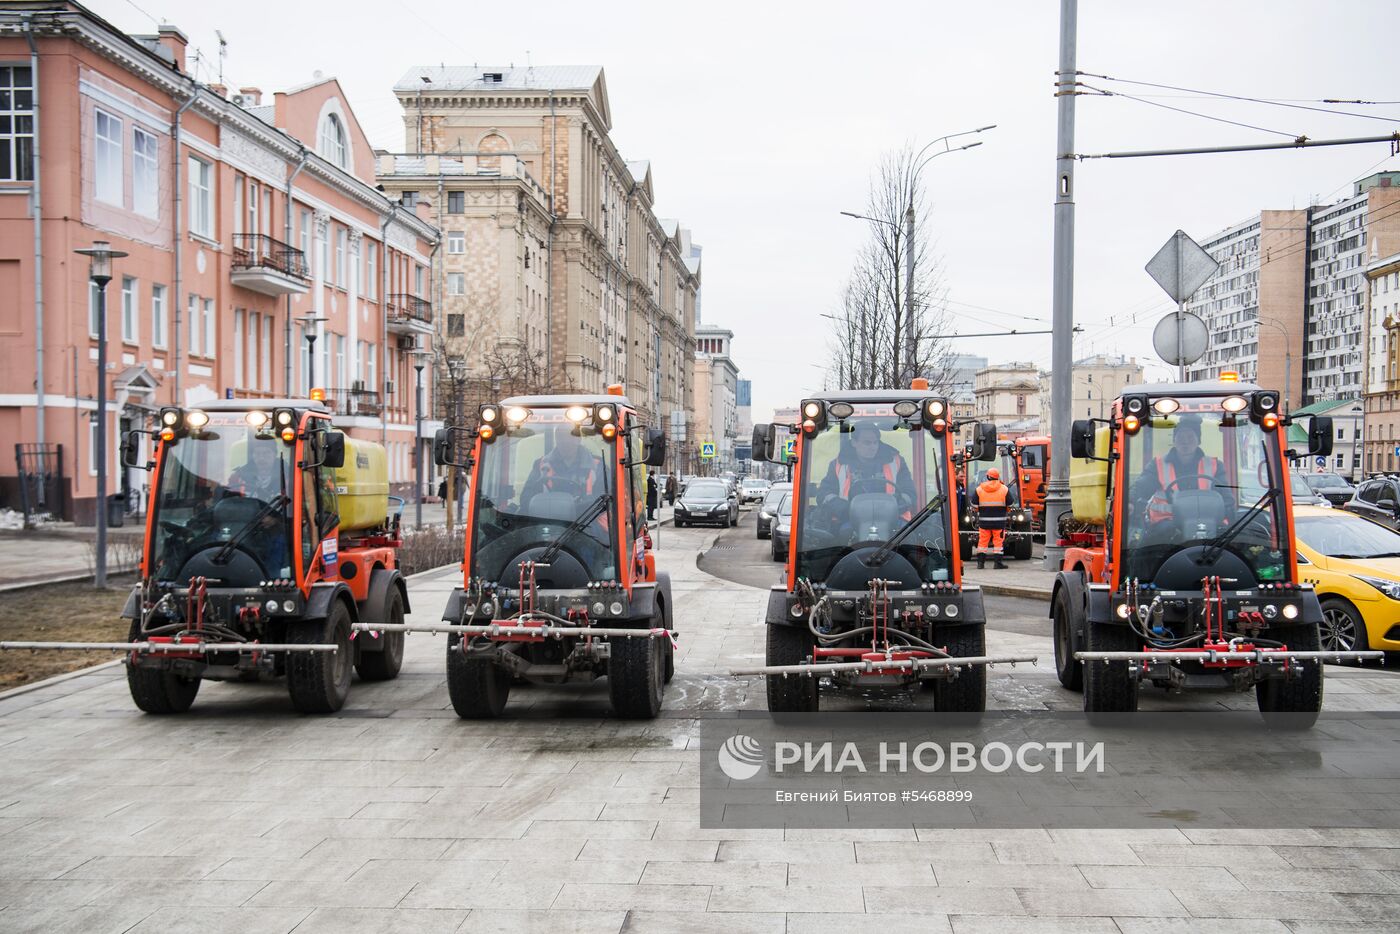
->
1304, 471, 1356, 507
1346, 476, 1400, 531
755, 483, 791, 540
674, 478, 738, 528
770, 494, 793, 562
1290, 471, 1333, 508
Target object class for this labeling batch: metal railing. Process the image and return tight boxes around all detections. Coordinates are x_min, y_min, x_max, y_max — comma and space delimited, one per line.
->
232, 233, 309, 279
329, 387, 383, 418
388, 293, 433, 326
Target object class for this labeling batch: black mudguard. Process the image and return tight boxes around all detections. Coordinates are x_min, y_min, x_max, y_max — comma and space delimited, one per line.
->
119, 586, 141, 620
306, 581, 358, 623
357, 568, 407, 653
441, 587, 467, 624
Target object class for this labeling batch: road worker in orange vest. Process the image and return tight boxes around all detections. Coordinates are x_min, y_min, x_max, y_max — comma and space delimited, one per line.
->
1134, 414, 1224, 527
972, 467, 1012, 570
815, 420, 916, 528
520, 424, 608, 507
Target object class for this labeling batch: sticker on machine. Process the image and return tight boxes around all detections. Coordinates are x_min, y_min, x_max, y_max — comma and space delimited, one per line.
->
321, 538, 338, 568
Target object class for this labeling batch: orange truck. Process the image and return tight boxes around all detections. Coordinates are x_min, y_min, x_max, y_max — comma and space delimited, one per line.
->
0, 398, 410, 714
389, 387, 676, 720
1050, 380, 1380, 722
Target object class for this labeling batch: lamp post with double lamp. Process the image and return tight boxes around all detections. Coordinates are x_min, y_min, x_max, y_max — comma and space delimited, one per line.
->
410, 349, 433, 528
74, 241, 128, 589
296, 313, 328, 393
445, 356, 468, 530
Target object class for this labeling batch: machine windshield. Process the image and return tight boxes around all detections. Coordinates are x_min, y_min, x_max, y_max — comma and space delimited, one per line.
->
150, 413, 294, 582
471, 410, 617, 583
794, 407, 953, 584
1121, 401, 1290, 586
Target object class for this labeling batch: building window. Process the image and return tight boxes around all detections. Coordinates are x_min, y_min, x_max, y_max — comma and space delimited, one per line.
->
94, 109, 123, 205
233, 308, 244, 387
151, 284, 166, 349
335, 227, 348, 287
415, 265, 425, 296
447, 190, 465, 214
447, 314, 465, 337
0, 66, 34, 181
447, 272, 465, 295
299, 208, 311, 256
447, 231, 465, 254
121, 277, 137, 343
401, 190, 417, 208
188, 157, 213, 238
365, 244, 377, 299
187, 293, 200, 356
247, 179, 259, 236
319, 113, 347, 168
203, 299, 215, 357
132, 126, 158, 217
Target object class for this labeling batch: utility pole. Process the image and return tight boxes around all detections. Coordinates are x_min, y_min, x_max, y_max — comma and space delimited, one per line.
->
904, 203, 916, 385
1043, 0, 1077, 571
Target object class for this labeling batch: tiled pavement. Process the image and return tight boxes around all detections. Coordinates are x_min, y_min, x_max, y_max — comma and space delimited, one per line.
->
1, 524, 1399, 932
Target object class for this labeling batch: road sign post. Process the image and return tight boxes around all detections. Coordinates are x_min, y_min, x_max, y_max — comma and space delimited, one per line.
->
1146, 229, 1219, 379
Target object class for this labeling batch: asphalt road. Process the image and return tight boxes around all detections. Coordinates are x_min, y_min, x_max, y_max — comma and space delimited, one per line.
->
697, 504, 1054, 638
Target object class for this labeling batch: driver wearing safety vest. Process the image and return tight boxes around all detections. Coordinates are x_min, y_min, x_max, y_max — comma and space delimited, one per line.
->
227, 438, 285, 502
1136, 414, 1224, 525
816, 421, 916, 522
520, 425, 608, 506
972, 468, 1012, 570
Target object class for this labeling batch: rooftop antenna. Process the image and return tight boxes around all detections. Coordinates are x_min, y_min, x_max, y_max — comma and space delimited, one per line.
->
215, 29, 227, 85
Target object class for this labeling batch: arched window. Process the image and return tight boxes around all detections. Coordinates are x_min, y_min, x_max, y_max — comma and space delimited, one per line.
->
320, 113, 347, 168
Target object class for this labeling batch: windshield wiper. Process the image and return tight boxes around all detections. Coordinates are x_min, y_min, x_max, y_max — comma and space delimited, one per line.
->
1197, 488, 1277, 567
867, 493, 946, 567
212, 494, 289, 565
536, 494, 610, 567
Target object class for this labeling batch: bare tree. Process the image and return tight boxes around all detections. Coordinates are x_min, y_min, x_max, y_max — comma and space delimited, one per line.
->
826, 144, 953, 392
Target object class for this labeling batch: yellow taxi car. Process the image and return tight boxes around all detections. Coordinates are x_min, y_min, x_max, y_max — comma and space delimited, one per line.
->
1294, 504, 1400, 658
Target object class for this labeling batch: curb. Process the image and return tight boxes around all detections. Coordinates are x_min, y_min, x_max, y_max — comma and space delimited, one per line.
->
0, 658, 123, 702
976, 582, 1053, 601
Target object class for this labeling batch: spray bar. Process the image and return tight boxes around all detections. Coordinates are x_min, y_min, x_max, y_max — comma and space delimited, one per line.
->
352, 622, 670, 640
1077, 650, 1383, 663
730, 653, 1038, 677
0, 642, 339, 653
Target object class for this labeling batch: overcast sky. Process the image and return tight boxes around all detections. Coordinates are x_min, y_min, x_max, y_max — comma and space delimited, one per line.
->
91, 0, 1400, 422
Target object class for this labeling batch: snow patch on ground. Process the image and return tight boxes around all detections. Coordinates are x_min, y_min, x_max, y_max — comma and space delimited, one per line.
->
0, 509, 53, 530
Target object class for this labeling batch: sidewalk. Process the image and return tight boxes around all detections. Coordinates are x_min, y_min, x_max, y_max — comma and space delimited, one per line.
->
0, 526, 143, 589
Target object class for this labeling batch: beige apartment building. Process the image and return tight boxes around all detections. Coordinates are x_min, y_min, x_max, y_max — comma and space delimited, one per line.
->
1038, 354, 1144, 436
974, 362, 1039, 429
376, 66, 698, 437
1363, 249, 1400, 475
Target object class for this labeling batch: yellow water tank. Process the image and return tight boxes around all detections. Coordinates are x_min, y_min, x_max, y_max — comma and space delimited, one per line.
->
1069, 425, 1111, 524
333, 435, 389, 532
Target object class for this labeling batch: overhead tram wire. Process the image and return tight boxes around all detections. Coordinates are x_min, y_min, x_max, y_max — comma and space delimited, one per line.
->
1077, 72, 1400, 125
1078, 83, 1303, 139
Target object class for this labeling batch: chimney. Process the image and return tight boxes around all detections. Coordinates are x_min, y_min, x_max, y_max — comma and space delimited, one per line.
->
156, 25, 187, 72
237, 87, 262, 106
210, 84, 228, 99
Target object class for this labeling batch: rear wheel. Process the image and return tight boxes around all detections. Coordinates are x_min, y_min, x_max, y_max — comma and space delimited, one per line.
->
125, 619, 200, 714
959, 535, 973, 563
286, 601, 354, 714
765, 624, 819, 712
354, 588, 405, 682
932, 625, 986, 714
1083, 620, 1138, 717
609, 627, 664, 719
1012, 534, 1034, 561
447, 634, 511, 718
1053, 587, 1084, 691
1256, 622, 1323, 728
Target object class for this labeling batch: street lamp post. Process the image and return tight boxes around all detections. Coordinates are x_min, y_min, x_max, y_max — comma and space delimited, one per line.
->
411, 349, 433, 529
446, 356, 467, 530
75, 241, 128, 589
296, 314, 328, 392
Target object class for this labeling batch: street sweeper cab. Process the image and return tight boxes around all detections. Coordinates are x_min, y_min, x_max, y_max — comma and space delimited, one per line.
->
1050, 379, 1383, 722
736, 380, 1036, 712
414, 386, 675, 719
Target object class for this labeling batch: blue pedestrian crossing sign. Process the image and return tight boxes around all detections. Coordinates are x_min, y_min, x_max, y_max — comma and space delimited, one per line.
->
784, 438, 797, 459
700, 442, 716, 460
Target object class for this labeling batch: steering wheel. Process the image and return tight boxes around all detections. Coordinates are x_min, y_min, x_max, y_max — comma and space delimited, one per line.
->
211, 494, 271, 526
1161, 473, 1215, 500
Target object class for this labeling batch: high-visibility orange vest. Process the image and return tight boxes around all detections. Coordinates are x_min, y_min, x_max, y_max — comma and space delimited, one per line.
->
1147, 455, 1220, 523
974, 480, 1009, 529
835, 457, 912, 521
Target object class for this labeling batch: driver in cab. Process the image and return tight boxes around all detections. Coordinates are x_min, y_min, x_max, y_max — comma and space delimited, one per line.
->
520, 424, 608, 507
816, 420, 917, 534
227, 437, 285, 502
1134, 414, 1225, 527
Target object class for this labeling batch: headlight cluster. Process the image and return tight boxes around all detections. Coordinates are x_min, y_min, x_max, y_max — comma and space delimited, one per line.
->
1356, 575, 1400, 601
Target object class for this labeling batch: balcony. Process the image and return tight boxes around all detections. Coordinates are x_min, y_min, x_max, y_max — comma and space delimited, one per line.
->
387, 293, 433, 335
231, 234, 310, 297
329, 386, 382, 419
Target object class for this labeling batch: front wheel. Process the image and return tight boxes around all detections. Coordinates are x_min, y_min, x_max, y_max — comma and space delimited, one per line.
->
765, 624, 818, 712
609, 630, 664, 719
1318, 598, 1368, 656
354, 588, 405, 682
1083, 620, 1138, 717
446, 634, 512, 718
1256, 623, 1323, 728
1053, 587, 1084, 691
931, 625, 986, 714
125, 619, 200, 714
286, 601, 354, 713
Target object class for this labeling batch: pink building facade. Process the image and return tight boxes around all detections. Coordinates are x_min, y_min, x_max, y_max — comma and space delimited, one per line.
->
0, 2, 439, 522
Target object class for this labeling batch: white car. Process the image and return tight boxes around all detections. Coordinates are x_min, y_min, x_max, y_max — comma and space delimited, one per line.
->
740, 478, 771, 504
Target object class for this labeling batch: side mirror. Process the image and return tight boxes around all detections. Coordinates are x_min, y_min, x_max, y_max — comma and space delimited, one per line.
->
321, 431, 346, 470
644, 428, 667, 467
1308, 416, 1334, 457
751, 423, 774, 462
120, 430, 146, 469
1070, 420, 1095, 459
970, 422, 998, 462
433, 427, 473, 468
